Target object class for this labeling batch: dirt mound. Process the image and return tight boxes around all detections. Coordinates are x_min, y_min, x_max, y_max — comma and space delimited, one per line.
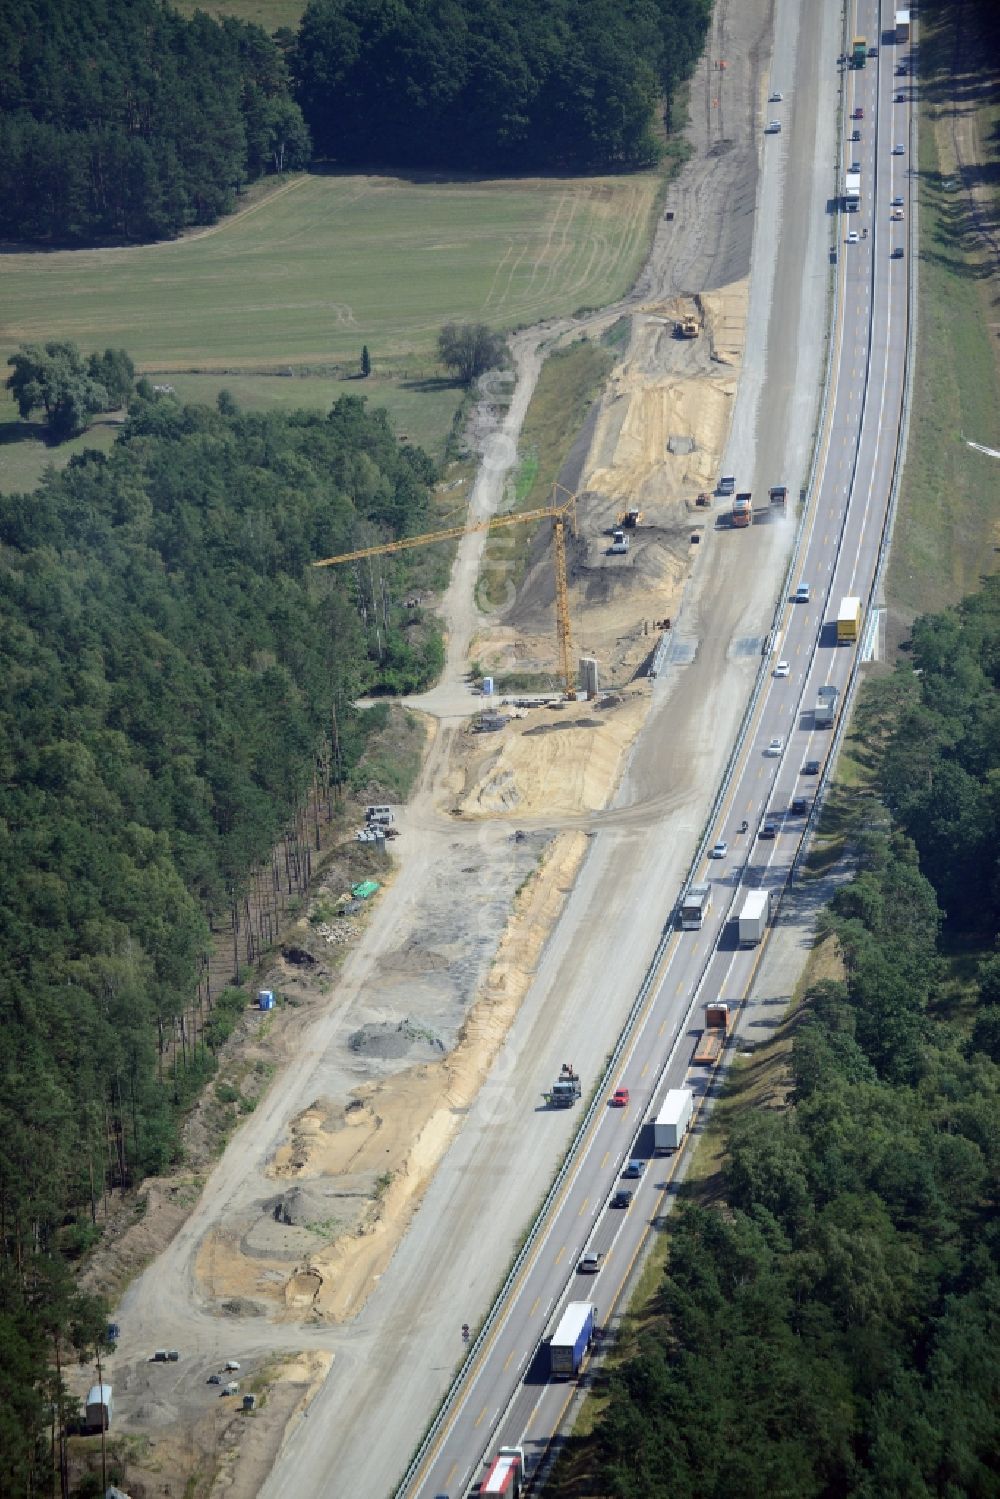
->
348, 1018, 446, 1059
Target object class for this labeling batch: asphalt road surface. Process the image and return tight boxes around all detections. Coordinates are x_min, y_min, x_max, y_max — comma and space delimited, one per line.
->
404, 5, 915, 1497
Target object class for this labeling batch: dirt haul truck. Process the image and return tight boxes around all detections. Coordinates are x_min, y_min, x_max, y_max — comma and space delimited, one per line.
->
738, 889, 771, 947
654, 1088, 693, 1152
548, 1301, 596, 1378
480, 1446, 524, 1497
836, 596, 862, 643
693, 1002, 732, 1064
545, 1064, 581, 1108
769, 485, 788, 510
732, 492, 753, 527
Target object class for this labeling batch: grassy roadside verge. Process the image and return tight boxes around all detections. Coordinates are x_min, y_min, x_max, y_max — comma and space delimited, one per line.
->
476, 335, 619, 611
886, 0, 1000, 626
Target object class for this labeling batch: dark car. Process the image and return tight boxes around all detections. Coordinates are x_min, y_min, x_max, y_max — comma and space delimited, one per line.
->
791, 797, 810, 815
759, 820, 778, 839
851, 128, 861, 141
611, 1189, 634, 1210
802, 759, 821, 775
622, 1159, 645, 1179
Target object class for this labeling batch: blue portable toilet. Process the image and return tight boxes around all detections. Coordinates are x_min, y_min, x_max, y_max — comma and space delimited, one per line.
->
258, 990, 275, 1011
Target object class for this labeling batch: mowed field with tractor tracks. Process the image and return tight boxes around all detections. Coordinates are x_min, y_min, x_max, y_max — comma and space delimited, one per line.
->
2, 170, 660, 374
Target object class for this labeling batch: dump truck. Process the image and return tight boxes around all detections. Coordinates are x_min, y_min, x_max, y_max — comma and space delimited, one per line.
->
480, 1446, 525, 1496
545, 1064, 581, 1108
718, 474, 736, 497
654, 1088, 693, 1152
852, 35, 868, 66
836, 596, 862, 643
768, 485, 788, 509
548, 1301, 596, 1378
815, 683, 839, 728
693, 1002, 732, 1064
738, 889, 771, 947
679, 882, 712, 931
674, 316, 699, 338
732, 492, 753, 528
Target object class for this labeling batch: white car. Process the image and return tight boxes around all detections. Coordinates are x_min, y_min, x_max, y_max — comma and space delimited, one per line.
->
766, 737, 784, 757
774, 660, 790, 678
769, 90, 783, 102
892, 143, 905, 155
710, 840, 728, 859
764, 120, 782, 134
794, 583, 810, 602
891, 195, 904, 207
847, 230, 860, 244
891, 209, 904, 221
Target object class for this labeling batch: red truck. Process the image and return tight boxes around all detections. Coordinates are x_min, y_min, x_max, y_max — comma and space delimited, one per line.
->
693, 1003, 731, 1064
731, 493, 752, 527
480, 1446, 524, 1496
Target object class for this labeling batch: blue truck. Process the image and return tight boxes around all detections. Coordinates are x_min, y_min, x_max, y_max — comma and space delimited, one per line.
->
548, 1301, 596, 1377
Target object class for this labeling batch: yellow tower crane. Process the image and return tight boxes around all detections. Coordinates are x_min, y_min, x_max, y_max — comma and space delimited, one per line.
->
312, 483, 579, 695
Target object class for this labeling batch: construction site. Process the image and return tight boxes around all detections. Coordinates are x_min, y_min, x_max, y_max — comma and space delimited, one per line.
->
85, 0, 814, 1491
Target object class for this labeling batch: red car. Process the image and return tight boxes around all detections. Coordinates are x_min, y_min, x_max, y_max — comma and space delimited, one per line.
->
610, 1087, 630, 1107
852, 106, 864, 119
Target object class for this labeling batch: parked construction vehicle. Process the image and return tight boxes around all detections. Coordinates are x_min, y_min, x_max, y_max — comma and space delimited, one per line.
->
674, 316, 699, 338
693, 1002, 731, 1064
617, 507, 642, 528
608, 527, 630, 554
768, 485, 788, 509
544, 1064, 581, 1108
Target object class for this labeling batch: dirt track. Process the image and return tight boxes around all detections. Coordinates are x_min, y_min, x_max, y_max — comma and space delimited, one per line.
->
101, 0, 796, 1492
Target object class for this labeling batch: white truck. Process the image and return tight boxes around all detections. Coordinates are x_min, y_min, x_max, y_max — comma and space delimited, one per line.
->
547, 1301, 596, 1378
738, 888, 771, 947
654, 1088, 693, 1153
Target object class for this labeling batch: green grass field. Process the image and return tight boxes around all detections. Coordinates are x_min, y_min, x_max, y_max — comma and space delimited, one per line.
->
1, 168, 659, 493
2, 171, 658, 375
888, 2, 1000, 620
173, 0, 304, 29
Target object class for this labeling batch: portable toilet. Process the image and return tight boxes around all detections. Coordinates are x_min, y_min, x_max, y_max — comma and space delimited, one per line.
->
85, 1384, 113, 1432
482, 675, 494, 696
257, 990, 275, 1011
242, 1393, 257, 1412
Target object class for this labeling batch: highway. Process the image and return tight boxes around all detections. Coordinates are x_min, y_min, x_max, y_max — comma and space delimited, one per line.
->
407, 4, 914, 1495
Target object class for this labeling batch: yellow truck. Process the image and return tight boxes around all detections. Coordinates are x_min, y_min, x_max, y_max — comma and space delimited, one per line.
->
836, 596, 862, 643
